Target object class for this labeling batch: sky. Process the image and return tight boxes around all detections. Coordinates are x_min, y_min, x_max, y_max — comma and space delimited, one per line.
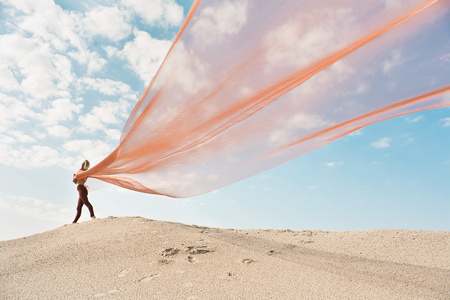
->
0, 0, 449, 241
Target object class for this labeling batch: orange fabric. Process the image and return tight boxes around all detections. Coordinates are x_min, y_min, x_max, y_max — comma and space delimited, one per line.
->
76, 0, 450, 197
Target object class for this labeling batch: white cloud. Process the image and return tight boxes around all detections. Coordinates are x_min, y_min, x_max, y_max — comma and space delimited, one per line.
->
68, 49, 107, 74
0, 33, 73, 99
0, 34, 35, 63
191, 0, 248, 47
0, 64, 21, 91
104, 128, 122, 140
78, 99, 130, 133
121, 0, 184, 27
40, 98, 83, 126
0, 196, 12, 210
83, 6, 132, 42
0, 0, 54, 14
110, 29, 172, 83
382, 49, 405, 74
0, 144, 62, 168
19, 196, 44, 207
404, 115, 424, 123
269, 113, 330, 145
15, 2, 83, 51
440, 117, 450, 127
0, 1, 135, 173
0, 92, 37, 130
288, 113, 329, 130
103, 45, 118, 57
63, 139, 92, 152
264, 8, 357, 70
63, 139, 114, 164
32, 130, 46, 140
53, 54, 74, 89
355, 82, 369, 94
325, 161, 343, 167
440, 53, 450, 63
371, 137, 392, 148
77, 77, 136, 98
154, 41, 211, 96
348, 129, 363, 136
9, 130, 36, 143
0, 134, 16, 144
0, 194, 70, 222
46, 125, 71, 137
383, 0, 405, 10
7, 1, 108, 77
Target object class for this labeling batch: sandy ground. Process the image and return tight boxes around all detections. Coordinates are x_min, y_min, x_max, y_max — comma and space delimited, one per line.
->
1, 216, 449, 299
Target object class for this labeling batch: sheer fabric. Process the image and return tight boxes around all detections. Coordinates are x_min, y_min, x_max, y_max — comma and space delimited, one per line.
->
76, 0, 450, 197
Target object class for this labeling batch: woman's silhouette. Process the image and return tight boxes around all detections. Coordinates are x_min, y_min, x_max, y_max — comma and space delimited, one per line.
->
72, 160, 95, 223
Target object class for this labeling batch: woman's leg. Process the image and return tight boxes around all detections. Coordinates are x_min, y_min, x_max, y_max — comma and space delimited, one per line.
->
72, 197, 83, 223
78, 185, 95, 218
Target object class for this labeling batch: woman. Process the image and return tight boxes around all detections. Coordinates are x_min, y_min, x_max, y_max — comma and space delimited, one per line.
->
72, 160, 96, 223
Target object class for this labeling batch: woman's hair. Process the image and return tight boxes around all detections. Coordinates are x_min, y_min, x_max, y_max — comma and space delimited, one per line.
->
81, 160, 90, 171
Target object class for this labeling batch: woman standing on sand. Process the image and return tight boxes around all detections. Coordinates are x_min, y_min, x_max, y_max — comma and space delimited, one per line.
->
72, 160, 96, 223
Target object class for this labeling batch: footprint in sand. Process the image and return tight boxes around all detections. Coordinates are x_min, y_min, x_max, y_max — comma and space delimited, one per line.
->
186, 245, 214, 255
118, 269, 130, 277
158, 259, 172, 265
187, 256, 198, 263
139, 274, 161, 282
161, 248, 179, 256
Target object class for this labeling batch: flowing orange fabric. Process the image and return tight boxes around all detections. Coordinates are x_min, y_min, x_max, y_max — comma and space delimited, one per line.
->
76, 0, 450, 197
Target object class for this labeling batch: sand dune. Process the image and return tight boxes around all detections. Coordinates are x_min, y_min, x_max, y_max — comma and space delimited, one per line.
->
1, 217, 449, 299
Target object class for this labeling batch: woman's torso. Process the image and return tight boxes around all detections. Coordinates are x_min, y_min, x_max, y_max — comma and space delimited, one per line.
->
74, 169, 87, 185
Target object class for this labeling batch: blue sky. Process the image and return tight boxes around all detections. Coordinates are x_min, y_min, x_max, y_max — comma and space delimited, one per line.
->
0, 0, 449, 241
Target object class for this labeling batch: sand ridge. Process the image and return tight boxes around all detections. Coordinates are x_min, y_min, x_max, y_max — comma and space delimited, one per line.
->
1, 216, 449, 299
